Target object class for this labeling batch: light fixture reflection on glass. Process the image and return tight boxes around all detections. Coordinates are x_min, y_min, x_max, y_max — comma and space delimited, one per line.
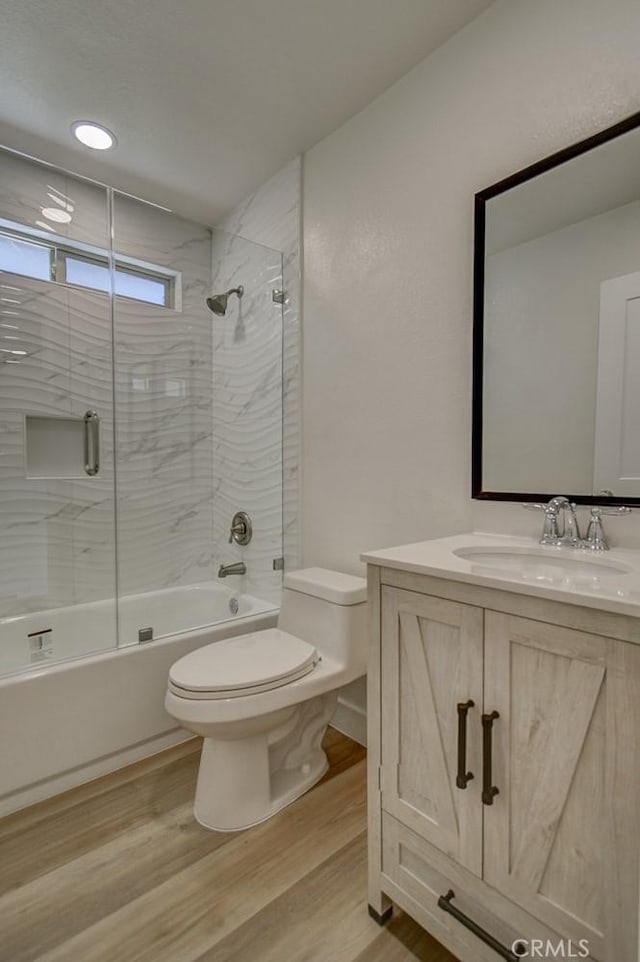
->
71, 121, 116, 150
46, 188, 74, 212
41, 207, 72, 224
35, 221, 57, 232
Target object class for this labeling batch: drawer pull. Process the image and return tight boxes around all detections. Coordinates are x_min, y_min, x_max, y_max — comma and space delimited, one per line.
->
437, 889, 525, 961
456, 700, 475, 789
482, 710, 500, 805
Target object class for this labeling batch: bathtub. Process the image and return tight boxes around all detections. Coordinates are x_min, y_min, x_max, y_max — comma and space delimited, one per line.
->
0, 583, 278, 816
0, 582, 274, 677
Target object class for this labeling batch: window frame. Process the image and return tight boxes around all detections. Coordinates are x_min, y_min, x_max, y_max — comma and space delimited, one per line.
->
0, 221, 179, 310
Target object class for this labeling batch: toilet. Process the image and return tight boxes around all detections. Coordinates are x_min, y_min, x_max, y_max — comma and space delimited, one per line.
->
165, 567, 367, 831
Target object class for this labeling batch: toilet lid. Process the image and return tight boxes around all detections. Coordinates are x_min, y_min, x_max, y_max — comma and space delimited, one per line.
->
168, 628, 319, 697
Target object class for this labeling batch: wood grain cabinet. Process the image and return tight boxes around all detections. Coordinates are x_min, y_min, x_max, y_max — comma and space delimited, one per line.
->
367, 567, 640, 962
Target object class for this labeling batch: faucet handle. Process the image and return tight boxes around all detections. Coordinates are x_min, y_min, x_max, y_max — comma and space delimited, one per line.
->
596, 505, 632, 516
540, 505, 562, 544
228, 511, 252, 545
522, 501, 562, 542
584, 508, 608, 551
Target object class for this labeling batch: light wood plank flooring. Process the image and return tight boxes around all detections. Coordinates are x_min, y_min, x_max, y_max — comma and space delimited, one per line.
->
0, 729, 457, 962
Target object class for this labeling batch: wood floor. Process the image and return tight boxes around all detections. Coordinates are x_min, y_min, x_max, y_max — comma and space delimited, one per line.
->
0, 728, 457, 962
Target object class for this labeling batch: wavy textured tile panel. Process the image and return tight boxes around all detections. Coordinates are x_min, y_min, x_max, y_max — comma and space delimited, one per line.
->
217, 158, 301, 575
0, 150, 110, 249
0, 151, 298, 648
113, 195, 214, 607
0, 276, 116, 618
211, 229, 284, 605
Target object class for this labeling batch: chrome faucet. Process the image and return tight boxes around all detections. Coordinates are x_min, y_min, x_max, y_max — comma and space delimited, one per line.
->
218, 562, 246, 578
527, 497, 632, 550
540, 496, 581, 547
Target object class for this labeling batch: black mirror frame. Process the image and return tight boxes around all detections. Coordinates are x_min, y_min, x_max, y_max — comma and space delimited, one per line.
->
472, 109, 640, 507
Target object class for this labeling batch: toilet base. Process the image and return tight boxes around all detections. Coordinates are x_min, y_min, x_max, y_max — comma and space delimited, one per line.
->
193, 691, 338, 831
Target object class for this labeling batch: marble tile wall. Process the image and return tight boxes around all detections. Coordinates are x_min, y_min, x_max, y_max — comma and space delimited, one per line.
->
0, 147, 297, 627
217, 157, 301, 575
112, 194, 214, 602
210, 229, 283, 605
0, 149, 214, 623
0, 278, 118, 620
0, 151, 118, 620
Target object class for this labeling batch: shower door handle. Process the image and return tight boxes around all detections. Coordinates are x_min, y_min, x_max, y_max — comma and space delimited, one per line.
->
83, 410, 100, 476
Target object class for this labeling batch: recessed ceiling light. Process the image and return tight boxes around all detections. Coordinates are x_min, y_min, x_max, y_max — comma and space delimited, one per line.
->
71, 121, 116, 150
41, 207, 72, 224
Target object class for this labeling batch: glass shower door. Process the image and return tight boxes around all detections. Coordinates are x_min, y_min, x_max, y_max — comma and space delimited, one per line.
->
211, 229, 284, 613
0, 151, 118, 675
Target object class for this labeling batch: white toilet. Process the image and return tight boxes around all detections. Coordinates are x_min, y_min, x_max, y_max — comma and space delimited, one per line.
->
165, 567, 367, 831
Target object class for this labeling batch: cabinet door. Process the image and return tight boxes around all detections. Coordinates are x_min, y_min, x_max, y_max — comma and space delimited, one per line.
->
380, 587, 484, 876
484, 612, 640, 962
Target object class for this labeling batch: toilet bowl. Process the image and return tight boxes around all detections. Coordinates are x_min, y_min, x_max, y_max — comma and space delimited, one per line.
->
165, 567, 367, 831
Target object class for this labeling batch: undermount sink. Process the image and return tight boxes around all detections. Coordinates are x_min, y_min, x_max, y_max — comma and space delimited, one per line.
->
453, 546, 632, 580
362, 534, 640, 616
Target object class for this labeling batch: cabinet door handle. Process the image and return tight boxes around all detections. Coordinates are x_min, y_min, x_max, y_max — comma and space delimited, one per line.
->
438, 890, 525, 961
481, 710, 500, 805
456, 700, 474, 789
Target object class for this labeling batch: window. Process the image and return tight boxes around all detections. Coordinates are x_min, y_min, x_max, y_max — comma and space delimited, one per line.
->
0, 234, 51, 282
0, 227, 176, 309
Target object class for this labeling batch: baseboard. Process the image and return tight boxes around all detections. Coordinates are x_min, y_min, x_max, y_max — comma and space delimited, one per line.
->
0, 728, 191, 818
330, 696, 367, 746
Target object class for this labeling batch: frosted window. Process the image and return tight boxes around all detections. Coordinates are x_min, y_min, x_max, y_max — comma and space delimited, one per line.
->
0, 228, 173, 308
65, 256, 110, 292
0, 234, 51, 280
115, 270, 166, 305
66, 256, 168, 306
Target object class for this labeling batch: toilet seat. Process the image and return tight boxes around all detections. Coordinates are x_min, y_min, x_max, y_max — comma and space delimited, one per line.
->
168, 628, 319, 700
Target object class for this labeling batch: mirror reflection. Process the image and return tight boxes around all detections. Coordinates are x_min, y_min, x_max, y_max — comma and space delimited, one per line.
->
476, 115, 640, 502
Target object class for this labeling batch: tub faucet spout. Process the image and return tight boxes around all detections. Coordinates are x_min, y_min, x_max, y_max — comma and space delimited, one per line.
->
218, 562, 246, 578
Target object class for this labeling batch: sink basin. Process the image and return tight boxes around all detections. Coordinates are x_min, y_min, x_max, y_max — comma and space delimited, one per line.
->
453, 546, 632, 581
362, 534, 640, 616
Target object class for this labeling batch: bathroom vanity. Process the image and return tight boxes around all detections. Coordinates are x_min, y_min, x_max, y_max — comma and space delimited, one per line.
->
363, 534, 640, 962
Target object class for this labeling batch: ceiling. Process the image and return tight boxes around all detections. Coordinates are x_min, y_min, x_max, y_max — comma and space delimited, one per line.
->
0, 0, 492, 225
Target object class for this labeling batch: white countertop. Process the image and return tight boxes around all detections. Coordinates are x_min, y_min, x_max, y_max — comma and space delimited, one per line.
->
362, 532, 640, 619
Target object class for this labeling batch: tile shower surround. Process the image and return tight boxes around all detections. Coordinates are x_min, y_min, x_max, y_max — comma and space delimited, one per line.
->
211, 228, 283, 606
0, 150, 285, 618
218, 158, 301, 575
113, 194, 216, 604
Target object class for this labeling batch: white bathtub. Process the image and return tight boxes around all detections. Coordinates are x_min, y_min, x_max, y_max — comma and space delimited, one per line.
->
0, 583, 278, 816
0, 582, 273, 677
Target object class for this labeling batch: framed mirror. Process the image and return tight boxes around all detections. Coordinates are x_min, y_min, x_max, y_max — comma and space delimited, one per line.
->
473, 111, 640, 505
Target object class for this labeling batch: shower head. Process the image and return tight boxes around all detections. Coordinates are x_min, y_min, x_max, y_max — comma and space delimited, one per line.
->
206, 285, 244, 316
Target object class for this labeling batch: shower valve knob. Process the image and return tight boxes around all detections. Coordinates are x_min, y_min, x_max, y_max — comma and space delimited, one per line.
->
228, 511, 252, 546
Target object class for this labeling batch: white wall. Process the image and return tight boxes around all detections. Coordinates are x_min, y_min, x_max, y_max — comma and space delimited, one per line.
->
302, 0, 640, 572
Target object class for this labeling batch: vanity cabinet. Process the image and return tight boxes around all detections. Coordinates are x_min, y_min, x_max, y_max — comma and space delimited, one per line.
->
367, 567, 640, 962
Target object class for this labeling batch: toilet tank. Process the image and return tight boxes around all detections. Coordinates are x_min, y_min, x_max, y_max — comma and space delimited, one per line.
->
277, 568, 368, 672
